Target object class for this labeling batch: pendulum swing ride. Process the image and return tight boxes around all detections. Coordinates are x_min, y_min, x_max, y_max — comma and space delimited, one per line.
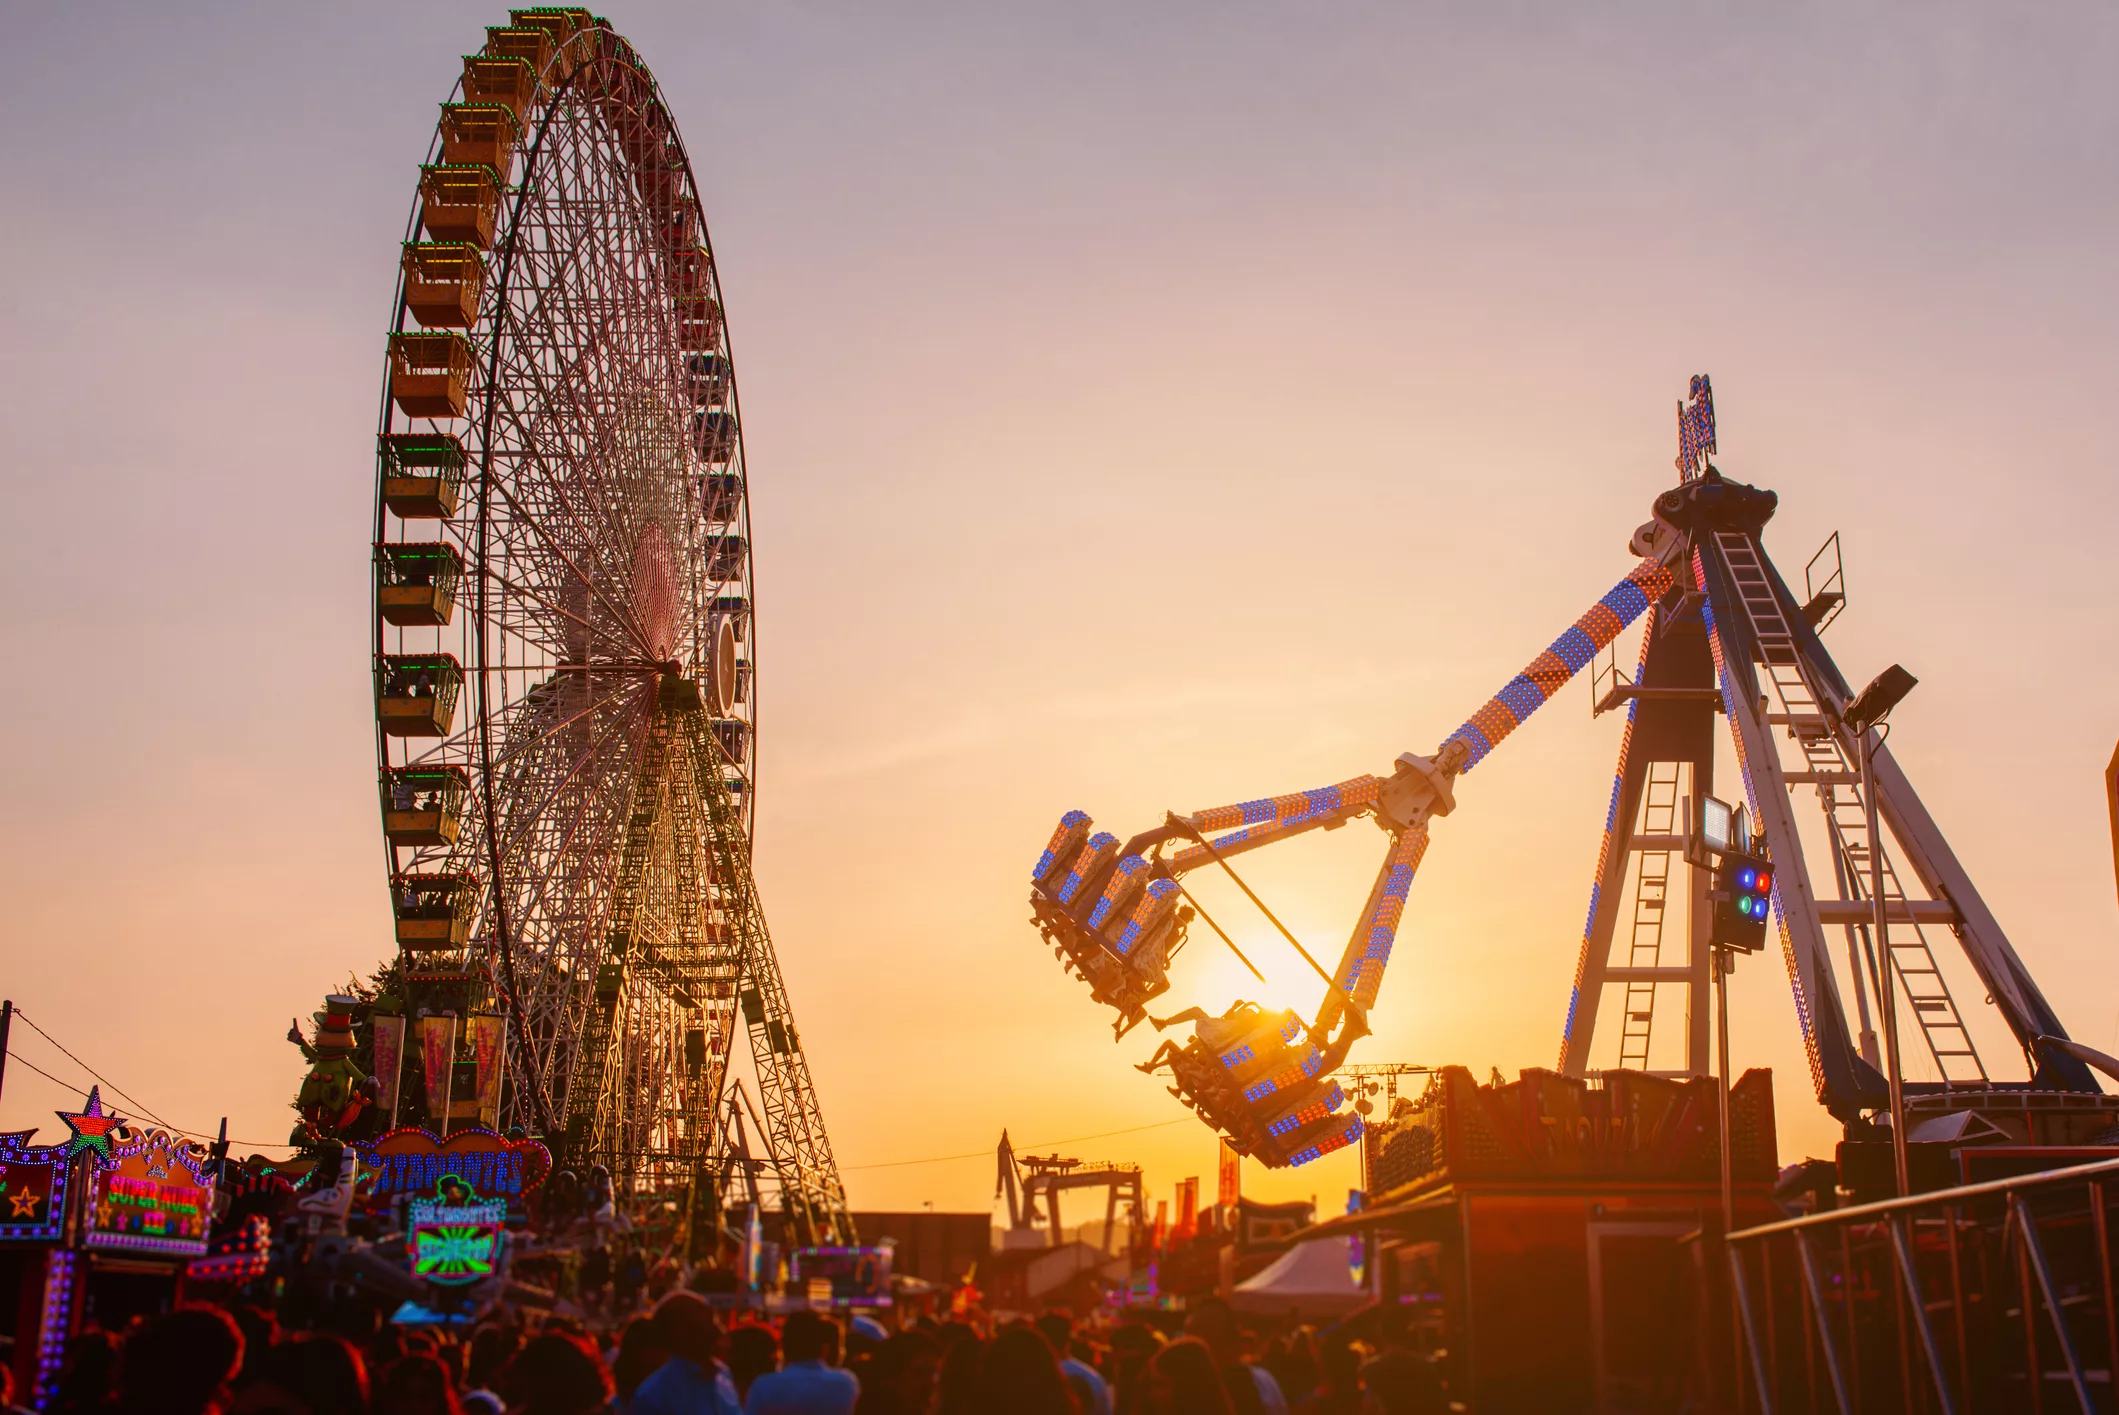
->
1028, 376, 2102, 1170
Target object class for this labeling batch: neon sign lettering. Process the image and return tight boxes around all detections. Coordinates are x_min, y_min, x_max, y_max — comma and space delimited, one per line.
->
84, 1131, 216, 1256
408, 1176, 506, 1287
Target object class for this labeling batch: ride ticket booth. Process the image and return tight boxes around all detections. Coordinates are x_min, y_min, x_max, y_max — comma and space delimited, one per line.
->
1303, 1065, 1782, 1415
0, 1107, 214, 1408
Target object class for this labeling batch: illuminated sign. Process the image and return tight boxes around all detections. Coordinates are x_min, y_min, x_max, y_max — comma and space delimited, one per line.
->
790, 1246, 895, 1307
359, 1126, 550, 1199
408, 1180, 505, 1286
85, 1131, 216, 1257
0, 1133, 69, 1243
187, 1215, 272, 1285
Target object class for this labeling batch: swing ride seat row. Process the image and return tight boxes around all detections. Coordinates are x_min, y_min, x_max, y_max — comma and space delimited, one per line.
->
1028, 557, 1677, 1167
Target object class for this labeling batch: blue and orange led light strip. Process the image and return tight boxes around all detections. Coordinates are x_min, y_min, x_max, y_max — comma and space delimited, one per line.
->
1443, 558, 1675, 772
1559, 598, 1659, 1060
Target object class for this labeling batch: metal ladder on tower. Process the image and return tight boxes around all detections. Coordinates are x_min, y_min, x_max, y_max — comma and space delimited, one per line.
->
1713, 533, 1987, 1084
1618, 761, 1682, 1071
1819, 787, 1988, 1082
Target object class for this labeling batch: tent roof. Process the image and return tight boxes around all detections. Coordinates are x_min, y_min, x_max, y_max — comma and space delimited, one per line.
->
1231, 1237, 1369, 1315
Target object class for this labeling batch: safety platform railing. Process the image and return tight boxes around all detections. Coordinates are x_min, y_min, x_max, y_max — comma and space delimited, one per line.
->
1726, 1155, 2119, 1414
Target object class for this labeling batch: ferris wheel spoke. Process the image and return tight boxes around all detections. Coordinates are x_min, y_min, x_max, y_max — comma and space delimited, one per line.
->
489, 690, 653, 867
485, 514, 656, 669
482, 403, 676, 661
493, 720, 652, 940
486, 671, 651, 771
477, 504, 645, 659
478, 563, 604, 647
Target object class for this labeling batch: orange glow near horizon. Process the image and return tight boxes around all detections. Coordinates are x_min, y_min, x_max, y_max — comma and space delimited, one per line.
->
2, 5, 2117, 1223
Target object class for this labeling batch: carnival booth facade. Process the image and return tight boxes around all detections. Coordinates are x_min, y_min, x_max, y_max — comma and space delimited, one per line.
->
0, 1091, 217, 1407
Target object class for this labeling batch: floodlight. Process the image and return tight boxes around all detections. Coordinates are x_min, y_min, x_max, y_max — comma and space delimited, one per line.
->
1701, 796, 1735, 854
1846, 664, 1917, 734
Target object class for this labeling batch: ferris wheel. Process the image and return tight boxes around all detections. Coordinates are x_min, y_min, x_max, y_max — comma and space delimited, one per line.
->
369, 9, 846, 1236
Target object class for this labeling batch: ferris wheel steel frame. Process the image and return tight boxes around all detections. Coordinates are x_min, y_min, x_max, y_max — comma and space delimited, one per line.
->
369, 10, 849, 1242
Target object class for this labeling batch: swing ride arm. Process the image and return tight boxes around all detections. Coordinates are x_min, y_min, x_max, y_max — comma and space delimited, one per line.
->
1027, 556, 1679, 1166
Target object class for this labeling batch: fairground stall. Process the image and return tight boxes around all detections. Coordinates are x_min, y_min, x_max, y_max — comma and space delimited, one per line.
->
0, 1094, 216, 1406
1290, 1065, 1781, 1413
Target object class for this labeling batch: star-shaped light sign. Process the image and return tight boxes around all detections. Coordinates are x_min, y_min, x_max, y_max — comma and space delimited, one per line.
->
57, 1088, 125, 1161
8, 1190, 40, 1218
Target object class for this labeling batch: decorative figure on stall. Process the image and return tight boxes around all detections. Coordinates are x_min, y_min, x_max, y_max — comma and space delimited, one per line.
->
296, 1145, 364, 1232
286, 995, 381, 1146
56, 1088, 126, 1161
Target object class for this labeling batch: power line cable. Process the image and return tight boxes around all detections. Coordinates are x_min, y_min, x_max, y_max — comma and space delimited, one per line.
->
2, 1050, 298, 1150
3, 1019, 301, 1153
11, 1007, 177, 1131
5, 1047, 87, 1096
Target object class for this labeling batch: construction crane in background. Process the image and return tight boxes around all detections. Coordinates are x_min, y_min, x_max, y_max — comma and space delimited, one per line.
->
995, 1131, 1144, 1254
1341, 1063, 1435, 1118
1339, 1064, 1434, 1196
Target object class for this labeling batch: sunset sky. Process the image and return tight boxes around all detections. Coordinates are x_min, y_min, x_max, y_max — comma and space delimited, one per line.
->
3, 4, 2116, 1223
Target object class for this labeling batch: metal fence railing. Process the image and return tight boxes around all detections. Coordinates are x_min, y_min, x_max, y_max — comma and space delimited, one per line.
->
1725, 1155, 2119, 1414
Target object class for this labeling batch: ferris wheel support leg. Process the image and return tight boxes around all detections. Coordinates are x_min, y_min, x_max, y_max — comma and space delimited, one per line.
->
682, 709, 855, 1246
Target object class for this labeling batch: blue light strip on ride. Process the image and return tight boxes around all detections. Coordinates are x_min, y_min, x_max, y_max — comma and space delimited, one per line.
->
1335, 825, 1429, 1011
1284, 1115, 1362, 1168
1087, 856, 1148, 929
1242, 1047, 1324, 1104
1061, 834, 1119, 905
1032, 810, 1090, 882
1442, 558, 1674, 771
1115, 879, 1180, 955
1266, 1081, 1344, 1138
1559, 600, 1656, 1060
